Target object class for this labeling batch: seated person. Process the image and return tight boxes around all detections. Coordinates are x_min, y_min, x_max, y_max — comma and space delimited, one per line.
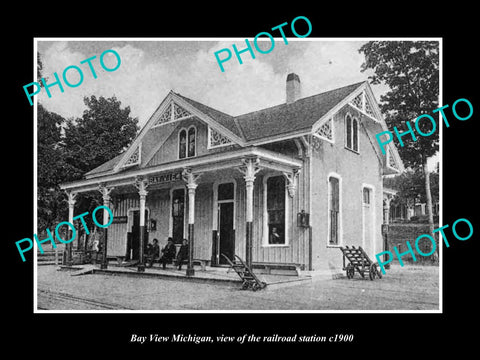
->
269, 227, 282, 244
146, 239, 160, 268
159, 237, 176, 269
175, 239, 189, 270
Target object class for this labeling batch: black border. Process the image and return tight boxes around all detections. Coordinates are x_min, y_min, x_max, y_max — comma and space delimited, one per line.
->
7, 5, 478, 354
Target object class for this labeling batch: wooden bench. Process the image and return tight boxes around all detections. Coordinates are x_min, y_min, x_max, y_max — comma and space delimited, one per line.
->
252, 262, 304, 275
152, 258, 209, 271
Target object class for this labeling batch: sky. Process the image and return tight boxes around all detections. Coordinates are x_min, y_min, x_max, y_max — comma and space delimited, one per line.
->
36, 39, 388, 127
35, 38, 439, 171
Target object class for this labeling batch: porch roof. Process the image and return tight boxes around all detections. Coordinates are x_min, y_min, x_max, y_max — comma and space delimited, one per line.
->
60, 146, 303, 193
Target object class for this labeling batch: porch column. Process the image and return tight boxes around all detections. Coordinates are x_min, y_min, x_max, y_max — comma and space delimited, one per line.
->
182, 168, 201, 277
238, 157, 261, 270
65, 191, 77, 266
135, 177, 149, 272
98, 184, 113, 269
383, 197, 391, 225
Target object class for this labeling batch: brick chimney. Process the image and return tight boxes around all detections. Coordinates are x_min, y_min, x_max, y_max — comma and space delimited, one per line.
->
286, 73, 301, 104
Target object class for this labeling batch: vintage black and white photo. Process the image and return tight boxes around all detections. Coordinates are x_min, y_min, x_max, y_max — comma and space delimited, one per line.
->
34, 38, 441, 312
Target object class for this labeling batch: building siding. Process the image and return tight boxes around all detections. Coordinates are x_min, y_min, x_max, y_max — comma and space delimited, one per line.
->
105, 105, 383, 272
146, 118, 241, 168
106, 164, 311, 268
310, 104, 384, 274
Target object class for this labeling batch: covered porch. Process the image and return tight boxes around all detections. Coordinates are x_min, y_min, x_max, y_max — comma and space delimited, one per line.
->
60, 146, 303, 277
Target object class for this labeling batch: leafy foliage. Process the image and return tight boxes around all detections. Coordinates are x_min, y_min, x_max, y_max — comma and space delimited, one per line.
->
37, 104, 68, 229
360, 41, 439, 238
62, 95, 138, 180
384, 169, 439, 207
359, 41, 439, 168
37, 95, 139, 231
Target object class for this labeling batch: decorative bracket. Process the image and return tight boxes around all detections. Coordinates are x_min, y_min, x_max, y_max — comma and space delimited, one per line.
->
311, 135, 322, 152
98, 183, 114, 202
299, 135, 312, 156
283, 169, 301, 197
237, 157, 261, 183
182, 168, 202, 190
66, 191, 77, 207
134, 176, 149, 198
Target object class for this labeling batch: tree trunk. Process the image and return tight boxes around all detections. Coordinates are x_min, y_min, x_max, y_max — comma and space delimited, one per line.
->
423, 159, 437, 263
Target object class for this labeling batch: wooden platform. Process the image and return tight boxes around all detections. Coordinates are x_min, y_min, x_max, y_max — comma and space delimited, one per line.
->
56, 263, 311, 290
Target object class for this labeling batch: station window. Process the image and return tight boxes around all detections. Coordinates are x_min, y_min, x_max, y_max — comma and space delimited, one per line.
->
179, 126, 196, 159
266, 176, 286, 245
345, 114, 359, 152
328, 176, 340, 245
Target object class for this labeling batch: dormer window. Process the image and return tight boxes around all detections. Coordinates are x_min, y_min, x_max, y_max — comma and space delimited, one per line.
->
179, 125, 196, 159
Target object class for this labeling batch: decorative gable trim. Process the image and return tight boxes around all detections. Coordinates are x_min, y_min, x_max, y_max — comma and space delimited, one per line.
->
309, 81, 404, 174
122, 143, 141, 168
312, 117, 334, 143
386, 144, 401, 172
171, 93, 244, 146
207, 126, 234, 149
152, 101, 194, 128
348, 87, 381, 123
112, 90, 245, 173
113, 93, 173, 172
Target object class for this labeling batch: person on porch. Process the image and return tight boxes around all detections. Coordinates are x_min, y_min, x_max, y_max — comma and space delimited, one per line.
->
159, 237, 176, 269
176, 239, 189, 270
146, 238, 160, 268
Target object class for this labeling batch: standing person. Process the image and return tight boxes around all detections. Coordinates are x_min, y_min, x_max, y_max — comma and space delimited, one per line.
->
92, 230, 100, 264
176, 239, 189, 270
159, 237, 176, 269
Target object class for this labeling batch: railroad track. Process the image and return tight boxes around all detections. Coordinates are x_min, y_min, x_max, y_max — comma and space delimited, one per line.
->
37, 288, 133, 310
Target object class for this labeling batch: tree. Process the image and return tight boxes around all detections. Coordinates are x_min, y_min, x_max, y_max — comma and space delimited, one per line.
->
37, 52, 45, 84
37, 53, 67, 230
61, 95, 139, 230
37, 104, 68, 230
359, 41, 439, 240
384, 168, 439, 217
36, 53, 139, 236
63, 95, 139, 180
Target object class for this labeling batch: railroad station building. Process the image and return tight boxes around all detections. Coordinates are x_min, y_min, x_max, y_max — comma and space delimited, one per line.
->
60, 73, 404, 277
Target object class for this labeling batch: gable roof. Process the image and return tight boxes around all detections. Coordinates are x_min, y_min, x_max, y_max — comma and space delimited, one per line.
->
85, 80, 403, 179
85, 152, 125, 177
235, 81, 364, 141
173, 92, 244, 139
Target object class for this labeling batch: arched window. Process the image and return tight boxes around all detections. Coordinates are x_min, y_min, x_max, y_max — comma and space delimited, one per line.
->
363, 187, 371, 204
346, 115, 352, 149
178, 126, 196, 159
352, 118, 358, 151
345, 114, 359, 152
188, 126, 196, 157
179, 129, 187, 159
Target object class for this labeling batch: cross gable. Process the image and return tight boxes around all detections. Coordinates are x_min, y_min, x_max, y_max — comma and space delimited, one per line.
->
347, 84, 382, 123
113, 91, 243, 173
310, 81, 404, 174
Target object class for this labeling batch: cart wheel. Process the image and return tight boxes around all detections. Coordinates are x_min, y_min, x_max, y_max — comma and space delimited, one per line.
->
346, 265, 354, 279
241, 281, 249, 290
252, 283, 259, 291
369, 264, 377, 280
